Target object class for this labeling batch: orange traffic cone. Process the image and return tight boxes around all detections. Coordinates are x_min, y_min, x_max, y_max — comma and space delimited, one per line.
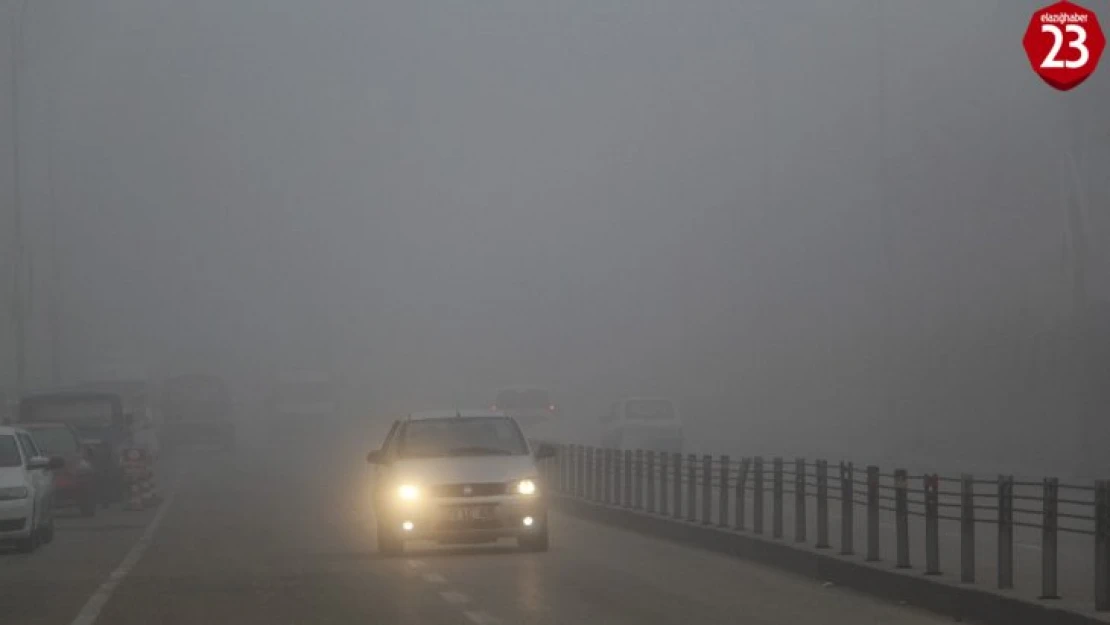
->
125, 482, 143, 511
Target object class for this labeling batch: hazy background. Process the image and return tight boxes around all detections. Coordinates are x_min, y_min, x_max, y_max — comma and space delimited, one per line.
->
2, 0, 1107, 474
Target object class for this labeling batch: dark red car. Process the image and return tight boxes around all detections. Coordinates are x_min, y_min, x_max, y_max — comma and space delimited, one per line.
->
24, 423, 98, 517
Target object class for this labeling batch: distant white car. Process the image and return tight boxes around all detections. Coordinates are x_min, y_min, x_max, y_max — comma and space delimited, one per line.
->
367, 410, 555, 555
0, 426, 62, 552
600, 397, 684, 453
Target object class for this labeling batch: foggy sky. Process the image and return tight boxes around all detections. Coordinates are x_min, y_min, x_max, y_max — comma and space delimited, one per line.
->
2, 0, 1108, 469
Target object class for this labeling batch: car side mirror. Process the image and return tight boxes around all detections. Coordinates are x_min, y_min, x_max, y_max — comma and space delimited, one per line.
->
534, 443, 556, 460
366, 450, 384, 465
27, 456, 51, 471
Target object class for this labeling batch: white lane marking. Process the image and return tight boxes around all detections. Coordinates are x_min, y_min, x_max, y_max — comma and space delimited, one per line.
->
69, 488, 176, 625
439, 590, 471, 605
463, 610, 501, 625
422, 572, 447, 584
407, 559, 427, 569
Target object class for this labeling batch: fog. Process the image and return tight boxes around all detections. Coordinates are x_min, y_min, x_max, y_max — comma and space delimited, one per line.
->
2, 0, 1108, 474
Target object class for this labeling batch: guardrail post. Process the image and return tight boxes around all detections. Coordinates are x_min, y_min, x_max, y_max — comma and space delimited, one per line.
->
701, 455, 712, 524
556, 445, 565, 493
924, 474, 941, 575
840, 461, 854, 555
719, 455, 731, 528
735, 458, 750, 531
998, 474, 1014, 589
599, 450, 608, 503
816, 460, 830, 548
896, 470, 905, 568
612, 448, 622, 505
960, 473, 974, 581
659, 451, 669, 516
1041, 477, 1059, 599
634, 449, 644, 509
687, 453, 697, 522
580, 445, 589, 499
1096, 480, 1110, 611
673, 453, 683, 520
753, 457, 764, 534
596, 448, 604, 501
795, 458, 806, 543
772, 457, 785, 538
646, 451, 656, 513
623, 450, 633, 508
570, 445, 577, 495
867, 465, 880, 561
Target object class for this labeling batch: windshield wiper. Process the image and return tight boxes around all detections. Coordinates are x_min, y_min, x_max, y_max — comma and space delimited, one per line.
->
446, 446, 515, 456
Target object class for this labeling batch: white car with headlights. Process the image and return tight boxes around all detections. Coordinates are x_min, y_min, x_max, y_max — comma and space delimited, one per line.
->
0, 425, 63, 552
367, 411, 555, 555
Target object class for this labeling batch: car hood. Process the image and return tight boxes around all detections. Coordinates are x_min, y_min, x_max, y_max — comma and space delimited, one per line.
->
392, 455, 538, 485
0, 467, 28, 489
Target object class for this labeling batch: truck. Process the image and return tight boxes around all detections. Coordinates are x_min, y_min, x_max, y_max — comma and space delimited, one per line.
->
266, 370, 340, 441
161, 374, 235, 450
600, 397, 684, 454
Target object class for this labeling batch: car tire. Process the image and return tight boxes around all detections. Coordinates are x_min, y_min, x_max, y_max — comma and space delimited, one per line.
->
376, 520, 403, 557
79, 491, 97, 517
41, 517, 55, 544
518, 527, 549, 552
14, 527, 38, 553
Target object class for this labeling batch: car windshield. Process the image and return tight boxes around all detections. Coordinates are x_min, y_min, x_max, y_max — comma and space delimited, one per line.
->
0, 436, 21, 468
397, 417, 528, 458
29, 427, 80, 455
625, 400, 676, 421
495, 390, 551, 412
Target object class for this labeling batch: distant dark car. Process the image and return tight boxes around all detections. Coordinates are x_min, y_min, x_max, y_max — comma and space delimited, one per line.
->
17, 390, 132, 506
24, 423, 98, 516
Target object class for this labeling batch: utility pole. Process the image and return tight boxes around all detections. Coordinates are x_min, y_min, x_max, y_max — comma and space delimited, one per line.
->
9, 0, 31, 397
875, 0, 896, 429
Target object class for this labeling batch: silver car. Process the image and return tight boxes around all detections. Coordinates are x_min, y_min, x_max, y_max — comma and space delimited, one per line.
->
367, 411, 555, 555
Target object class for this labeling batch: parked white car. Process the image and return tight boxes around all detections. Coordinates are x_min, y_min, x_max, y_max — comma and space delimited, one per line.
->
600, 397, 684, 453
0, 425, 62, 552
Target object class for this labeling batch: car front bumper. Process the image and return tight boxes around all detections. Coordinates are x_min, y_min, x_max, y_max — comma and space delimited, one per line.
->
378, 495, 548, 542
0, 498, 34, 540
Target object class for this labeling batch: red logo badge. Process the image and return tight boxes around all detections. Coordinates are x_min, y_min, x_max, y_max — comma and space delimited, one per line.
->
1023, 1, 1105, 91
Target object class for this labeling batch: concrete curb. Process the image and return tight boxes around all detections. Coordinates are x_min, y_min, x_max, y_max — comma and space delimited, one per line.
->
553, 495, 1105, 625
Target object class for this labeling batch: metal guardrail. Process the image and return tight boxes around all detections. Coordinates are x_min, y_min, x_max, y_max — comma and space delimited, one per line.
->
538, 443, 1110, 612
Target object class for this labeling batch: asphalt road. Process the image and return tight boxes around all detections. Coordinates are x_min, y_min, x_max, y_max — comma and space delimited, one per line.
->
1, 440, 962, 625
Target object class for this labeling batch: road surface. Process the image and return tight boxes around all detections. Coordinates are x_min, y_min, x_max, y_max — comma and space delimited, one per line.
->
0, 439, 958, 625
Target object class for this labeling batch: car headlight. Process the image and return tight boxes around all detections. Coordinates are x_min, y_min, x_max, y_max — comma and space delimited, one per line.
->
0, 486, 29, 501
397, 484, 420, 501
515, 479, 537, 495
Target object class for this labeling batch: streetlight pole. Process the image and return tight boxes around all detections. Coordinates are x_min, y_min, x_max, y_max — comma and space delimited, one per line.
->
8, 0, 31, 396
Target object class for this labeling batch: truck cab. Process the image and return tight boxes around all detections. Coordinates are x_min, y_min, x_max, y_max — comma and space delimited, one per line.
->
600, 397, 683, 454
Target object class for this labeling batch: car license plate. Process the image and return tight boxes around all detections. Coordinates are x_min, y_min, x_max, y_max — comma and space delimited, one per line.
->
446, 505, 493, 522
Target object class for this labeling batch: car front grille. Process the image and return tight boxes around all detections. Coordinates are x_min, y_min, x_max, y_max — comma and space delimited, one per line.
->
0, 518, 27, 532
434, 518, 503, 531
429, 483, 507, 497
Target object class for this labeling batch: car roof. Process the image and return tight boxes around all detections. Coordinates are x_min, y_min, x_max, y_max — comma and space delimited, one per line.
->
0, 425, 28, 436
407, 410, 509, 420
20, 389, 122, 403
20, 422, 71, 430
